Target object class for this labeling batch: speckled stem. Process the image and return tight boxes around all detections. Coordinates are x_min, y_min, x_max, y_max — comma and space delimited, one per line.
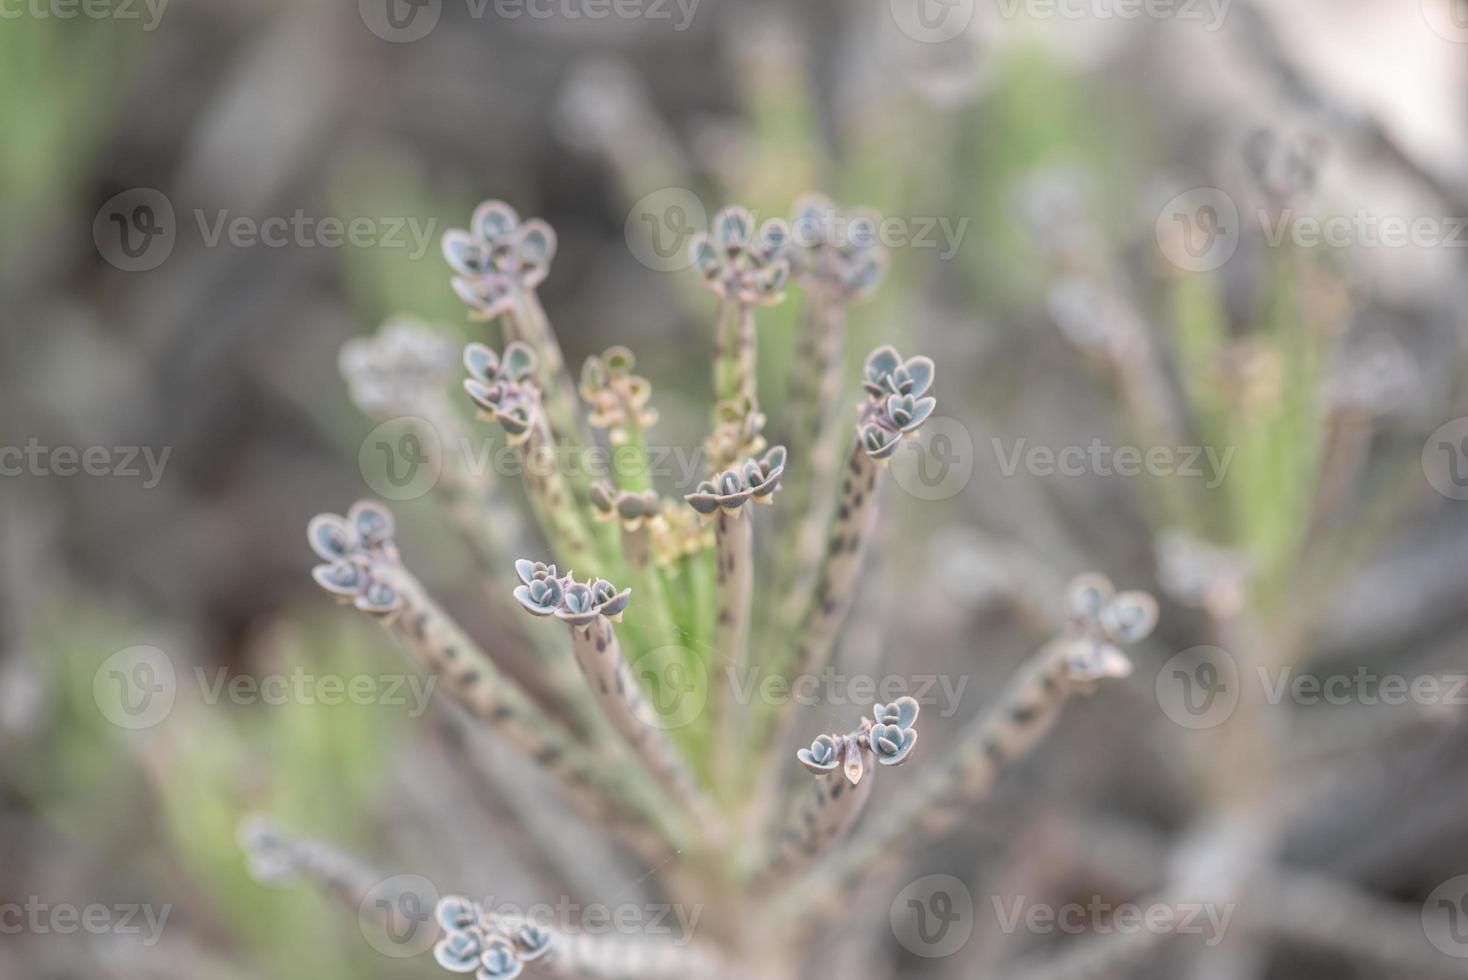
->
768, 643, 1095, 931
387, 574, 686, 863
711, 507, 753, 788
507, 288, 594, 454
567, 616, 727, 842
779, 293, 847, 604
713, 297, 757, 411
516, 413, 598, 574
750, 746, 876, 889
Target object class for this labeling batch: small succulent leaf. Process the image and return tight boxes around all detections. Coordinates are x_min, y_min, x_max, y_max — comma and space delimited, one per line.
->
797, 734, 839, 773
349, 500, 394, 548
902, 356, 935, 397
1064, 573, 1115, 622
307, 513, 357, 561
904, 396, 937, 431
464, 343, 500, 383
598, 588, 632, 621
451, 276, 488, 309
685, 490, 720, 515
355, 578, 402, 615
512, 923, 552, 960
476, 936, 524, 980
1100, 591, 1159, 645
312, 560, 366, 597
436, 897, 483, 933
513, 559, 538, 586
1065, 639, 1134, 681
689, 234, 719, 274
873, 725, 918, 766
434, 930, 485, 973
512, 583, 559, 617
500, 342, 538, 381
865, 345, 901, 383
472, 200, 520, 243
714, 206, 751, 251
442, 231, 486, 277
513, 219, 557, 269
463, 378, 504, 414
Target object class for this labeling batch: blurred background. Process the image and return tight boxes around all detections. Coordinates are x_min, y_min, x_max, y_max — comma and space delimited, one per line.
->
5, 1, 1468, 978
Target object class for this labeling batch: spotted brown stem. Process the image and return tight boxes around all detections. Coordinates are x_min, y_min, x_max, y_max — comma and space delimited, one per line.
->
685, 448, 788, 792
513, 562, 727, 842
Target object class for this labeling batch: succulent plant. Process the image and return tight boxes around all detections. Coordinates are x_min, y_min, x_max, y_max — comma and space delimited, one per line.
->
266, 197, 1148, 978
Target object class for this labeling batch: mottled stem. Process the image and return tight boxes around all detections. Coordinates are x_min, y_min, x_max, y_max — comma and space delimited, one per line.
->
790, 442, 882, 682
769, 642, 1111, 930
507, 288, 594, 455
750, 746, 875, 888
517, 413, 597, 573
387, 573, 686, 863
567, 616, 727, 842
713, 297, 757, 410
711, 507, 753, 787
779, 293, 847, 612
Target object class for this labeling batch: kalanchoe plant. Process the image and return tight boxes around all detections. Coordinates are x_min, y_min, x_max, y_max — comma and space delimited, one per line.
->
261, 195, 1151, 980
